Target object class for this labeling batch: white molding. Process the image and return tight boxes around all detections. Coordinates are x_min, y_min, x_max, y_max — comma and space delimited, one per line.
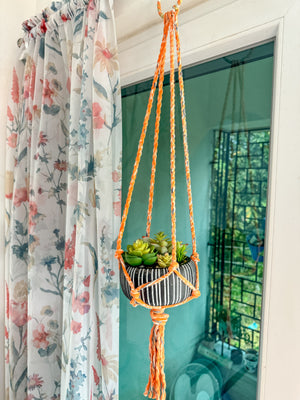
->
116, 0, 237, 47
120, 19, 279, 87
257, 17, 283, 400
117, 0, 300, 399
118, 0, 295, 86
259, 2, 300, 398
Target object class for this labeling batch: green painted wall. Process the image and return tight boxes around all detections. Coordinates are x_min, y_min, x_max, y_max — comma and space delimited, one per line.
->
120, 46, 274, 399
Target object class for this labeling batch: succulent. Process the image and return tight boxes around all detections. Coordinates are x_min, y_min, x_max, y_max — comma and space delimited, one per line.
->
176, 241, 188, 263
125, 232, 190, 268
124, 253, 143, 266
127, 239, 151, 257
157, 253, 172, 268
143, 232, 172, 255
141, 252, 157, 266
124, 239, 157, 267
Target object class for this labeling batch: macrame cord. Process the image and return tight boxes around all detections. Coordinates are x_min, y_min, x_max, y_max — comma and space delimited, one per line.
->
115, 2, 200, 399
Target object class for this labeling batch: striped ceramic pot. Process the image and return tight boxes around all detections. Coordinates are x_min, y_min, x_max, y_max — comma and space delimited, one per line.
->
120, 258, 197, 307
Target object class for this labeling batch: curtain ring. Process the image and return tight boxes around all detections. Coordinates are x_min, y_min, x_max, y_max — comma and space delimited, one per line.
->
157, 0, 182, 19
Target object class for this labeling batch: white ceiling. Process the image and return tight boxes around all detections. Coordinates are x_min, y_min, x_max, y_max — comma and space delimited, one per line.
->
114, 0, 209, 42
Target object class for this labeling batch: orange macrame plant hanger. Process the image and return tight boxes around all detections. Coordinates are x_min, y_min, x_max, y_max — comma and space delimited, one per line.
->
115, 2, 201, 399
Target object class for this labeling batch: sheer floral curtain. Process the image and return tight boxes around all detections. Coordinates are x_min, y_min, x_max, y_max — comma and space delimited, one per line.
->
5, 0, 121, 399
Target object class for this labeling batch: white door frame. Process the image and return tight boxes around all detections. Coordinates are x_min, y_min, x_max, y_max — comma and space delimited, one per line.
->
116, 1, 300, 399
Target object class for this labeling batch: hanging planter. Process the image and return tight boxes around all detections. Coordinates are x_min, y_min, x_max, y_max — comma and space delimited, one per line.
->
120, 233, 197, 307
120, 258, 197, 306
115, 1, 200, 399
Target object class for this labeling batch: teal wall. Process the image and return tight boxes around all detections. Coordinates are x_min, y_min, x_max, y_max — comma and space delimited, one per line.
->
120, 47, 274, 399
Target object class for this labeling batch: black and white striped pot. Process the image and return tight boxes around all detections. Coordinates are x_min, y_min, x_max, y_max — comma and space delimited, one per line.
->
120, 258, 197, 307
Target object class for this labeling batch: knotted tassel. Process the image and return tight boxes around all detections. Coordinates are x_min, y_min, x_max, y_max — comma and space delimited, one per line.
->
144, 309, 169, 400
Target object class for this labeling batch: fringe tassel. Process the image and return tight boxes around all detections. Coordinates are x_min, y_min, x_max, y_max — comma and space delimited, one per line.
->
144, 309, 169, 400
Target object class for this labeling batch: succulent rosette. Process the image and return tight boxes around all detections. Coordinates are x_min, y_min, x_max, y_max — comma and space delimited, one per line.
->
123, 232, 188, 268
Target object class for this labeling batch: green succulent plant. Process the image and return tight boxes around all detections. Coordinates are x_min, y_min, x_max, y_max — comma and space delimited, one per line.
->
176, 241, 188, 263
157, 253, 172, 268
127, 239, 151, 257
143, 232, 172, 255
141, 252, 157, 266
124, 232, 190, 268
124, 239, 157, 267
124, 253, 143, 267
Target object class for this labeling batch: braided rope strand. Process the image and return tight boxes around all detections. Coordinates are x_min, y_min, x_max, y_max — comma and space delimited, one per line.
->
115, 6, 201, 399
174, 19, 198, 260
144, 309, 169, 399
146, 14, 169, 236
116, 18, 171, 253
169, 11, 177, 266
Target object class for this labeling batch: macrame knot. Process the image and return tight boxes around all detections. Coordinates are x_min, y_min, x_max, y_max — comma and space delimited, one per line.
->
192, 289, 201, 298
129, 289, 140, 307
114, 249, 124, 259
130, 298, 138, 307
165, 10, 177, 27
130, 289, 140, 301
144, 309, 169, 400
191, 253, 200, 263
168, 261, 178, 273
150, 308, 169, 326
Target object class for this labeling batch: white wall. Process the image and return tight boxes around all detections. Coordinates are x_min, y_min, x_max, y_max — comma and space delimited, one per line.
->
0, 1, 38, 398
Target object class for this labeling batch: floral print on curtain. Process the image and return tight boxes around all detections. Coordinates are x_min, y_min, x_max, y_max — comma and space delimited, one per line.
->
5, 0, 121, 399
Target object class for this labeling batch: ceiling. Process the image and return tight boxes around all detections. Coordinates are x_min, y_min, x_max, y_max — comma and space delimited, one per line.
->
114, 0, 209, 42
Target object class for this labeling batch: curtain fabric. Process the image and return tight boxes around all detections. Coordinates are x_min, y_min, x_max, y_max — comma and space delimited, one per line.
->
5, 1, 121, 399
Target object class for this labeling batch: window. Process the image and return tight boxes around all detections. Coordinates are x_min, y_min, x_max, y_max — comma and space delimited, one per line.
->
209, 127, 270, 352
